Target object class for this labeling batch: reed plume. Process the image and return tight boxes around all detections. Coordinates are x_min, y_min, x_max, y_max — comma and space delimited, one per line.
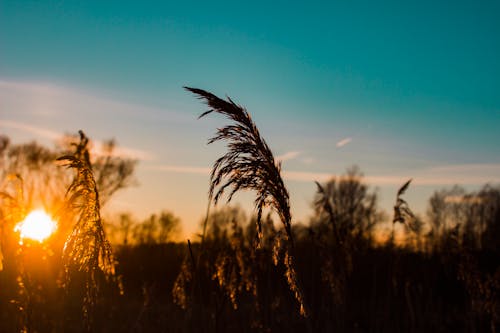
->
186, 87, 292, 243
186, 87, 306, 316
393, 179, 415, 225
57, 131, 121, 329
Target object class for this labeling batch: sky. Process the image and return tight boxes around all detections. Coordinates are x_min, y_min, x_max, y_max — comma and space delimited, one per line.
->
1, 0, 499, 238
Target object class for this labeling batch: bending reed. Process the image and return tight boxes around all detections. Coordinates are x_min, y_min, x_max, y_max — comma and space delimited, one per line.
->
186, 87, 307, 316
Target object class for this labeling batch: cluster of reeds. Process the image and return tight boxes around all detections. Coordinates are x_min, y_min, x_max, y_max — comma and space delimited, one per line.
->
0, 174, 30, 331
313, 181, 352, 305
458, 249, 500, 332
211, 217, 258, 310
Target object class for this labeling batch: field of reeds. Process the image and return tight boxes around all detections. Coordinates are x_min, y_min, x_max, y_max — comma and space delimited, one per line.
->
0, 88, 498, 332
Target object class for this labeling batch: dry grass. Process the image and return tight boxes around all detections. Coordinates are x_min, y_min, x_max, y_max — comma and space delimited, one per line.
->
57, 131, 121, 329
185, 87, 292, 243
185, 87, 307, 316
393, 179, 416, 227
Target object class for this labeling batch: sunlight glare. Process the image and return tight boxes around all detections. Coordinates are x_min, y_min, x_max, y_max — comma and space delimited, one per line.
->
14, 210, 57, 244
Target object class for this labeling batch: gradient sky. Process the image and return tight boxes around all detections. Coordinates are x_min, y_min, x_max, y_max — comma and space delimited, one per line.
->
1, 0, 499, 237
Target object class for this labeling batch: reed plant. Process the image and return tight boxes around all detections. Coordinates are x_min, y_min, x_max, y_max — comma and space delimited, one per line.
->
393, 179, 414, 225
58, 131, 121, 330
0, 175, 30, 331
184, 87, 307, 316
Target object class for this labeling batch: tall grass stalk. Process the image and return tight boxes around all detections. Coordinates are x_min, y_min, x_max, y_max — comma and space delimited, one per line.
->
185, 87, 307, 316
393, 179, 414, 225
58, 131, 121, 330
393, 178, 419, 241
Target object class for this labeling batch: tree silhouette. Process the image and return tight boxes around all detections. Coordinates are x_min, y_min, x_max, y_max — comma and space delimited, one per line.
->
313, 166, 382, 244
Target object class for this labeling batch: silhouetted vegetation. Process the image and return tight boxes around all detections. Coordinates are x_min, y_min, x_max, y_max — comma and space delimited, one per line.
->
0, 89, 498, 332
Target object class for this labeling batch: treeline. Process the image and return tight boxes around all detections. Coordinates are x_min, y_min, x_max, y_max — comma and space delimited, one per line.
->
108, 211, 181, 246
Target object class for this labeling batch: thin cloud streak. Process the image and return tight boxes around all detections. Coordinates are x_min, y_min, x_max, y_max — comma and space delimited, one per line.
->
0, 120, 154, 161
91, 141, 154, 161
0, 119, 61, 140
147, 163, 500, 186
0, 79, 193, 122
301, 157, 315, 165
279, 171, 408, 184
336, 137, 352, 148
276, 151, 301, 162
146, 165, 211, 175
285, 163, 500, 185
429, 163, 500, 173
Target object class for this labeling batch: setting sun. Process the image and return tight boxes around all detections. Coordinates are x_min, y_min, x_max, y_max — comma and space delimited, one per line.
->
15, 210, 57, 244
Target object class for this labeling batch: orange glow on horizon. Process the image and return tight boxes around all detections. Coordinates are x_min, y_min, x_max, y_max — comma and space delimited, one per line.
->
14, 210, 57, 244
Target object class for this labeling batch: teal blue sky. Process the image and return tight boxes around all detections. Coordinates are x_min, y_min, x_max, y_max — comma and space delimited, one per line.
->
1, 0, 499, 237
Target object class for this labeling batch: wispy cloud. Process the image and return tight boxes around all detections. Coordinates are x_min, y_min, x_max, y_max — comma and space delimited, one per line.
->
146, 164, 211, 175
428, 163, 500, 174
145, 162, 500, 186
0, 120, 154, 161
283, 170, 331, 182
0, 79, 193, 122
301, 157, 315, 165
0, 80, 65, 117
284, 163, 500, 185
281, 171, 408, 184
336, 137, 352, 148
91, 141, 154, 161
0, 119, 60, 140
414, 163, 500, 185
276, 151, 301, 162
